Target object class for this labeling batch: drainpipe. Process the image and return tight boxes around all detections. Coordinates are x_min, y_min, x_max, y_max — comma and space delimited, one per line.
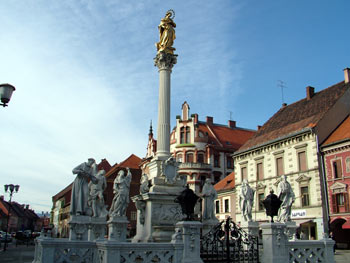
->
316, 134, 330, 238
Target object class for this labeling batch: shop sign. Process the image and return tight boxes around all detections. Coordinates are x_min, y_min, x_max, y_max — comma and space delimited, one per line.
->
291, 209, 306, 218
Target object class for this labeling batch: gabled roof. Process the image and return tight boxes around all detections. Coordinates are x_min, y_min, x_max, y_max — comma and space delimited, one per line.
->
98, 158, 112, 172
198, 122, 255, 151
238, 81, 350, 152
322, 115, 350, 147
105, 154, 141, 179
214, 172, 235, 192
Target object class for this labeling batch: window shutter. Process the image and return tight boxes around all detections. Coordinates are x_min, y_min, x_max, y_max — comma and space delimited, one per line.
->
345, 192, 349, 213
332, 195, 338, 213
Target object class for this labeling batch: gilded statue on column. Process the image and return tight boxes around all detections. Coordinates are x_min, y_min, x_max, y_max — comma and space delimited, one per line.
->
156, 10, 176, 54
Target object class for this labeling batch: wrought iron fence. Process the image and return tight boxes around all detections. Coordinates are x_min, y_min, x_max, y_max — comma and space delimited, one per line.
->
201, 217, 260, 263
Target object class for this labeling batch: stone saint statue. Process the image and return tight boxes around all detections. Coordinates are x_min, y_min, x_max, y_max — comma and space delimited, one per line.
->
239, 179, 255, 222
109, 167, 132, 218
156, 10, 176, 54
139, 173, 150, 194
201, 179, 218, 221
88, 169, 108, 218
277, 175, 295, 222
70, 158, 97, 216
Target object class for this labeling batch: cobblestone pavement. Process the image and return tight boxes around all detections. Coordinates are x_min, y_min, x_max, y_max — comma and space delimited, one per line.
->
0, 242, 349, 263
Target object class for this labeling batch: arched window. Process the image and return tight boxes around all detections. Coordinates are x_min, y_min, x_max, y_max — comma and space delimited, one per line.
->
186, 153, 194, 163
197, 153, 204, 163
177, 153, 183, 162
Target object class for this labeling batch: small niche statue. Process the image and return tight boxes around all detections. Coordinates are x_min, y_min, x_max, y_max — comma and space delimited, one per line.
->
156, 10, 176, 54
201, 179, 218, 221
88, 170, 108, 218
70, 158, 97, 216
139, 173, 150, 194
109, 167, 132, 218
277, 175, 295, 222
239, 179, 255, 222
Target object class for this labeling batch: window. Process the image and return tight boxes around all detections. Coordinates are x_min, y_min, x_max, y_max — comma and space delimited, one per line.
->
224, 199, 230, 213
131, 211, 137, 221
258, 193, 265, 211
186, 153, 194, 163
176, 154, 183, 162
227, 156, 233, 169
276, 157, 284, 176
301, 186, 310, 207
197, 153, 204, 163
214, 155, 220, 167
298, 151, 307, 171
257, 163, 264, 181
333, 159, 342, 179
346, 157, 350, 173
336, 193, 344, 206
241, 167, 247, 181
180, 126, 191, 144
215, 200, 220, 214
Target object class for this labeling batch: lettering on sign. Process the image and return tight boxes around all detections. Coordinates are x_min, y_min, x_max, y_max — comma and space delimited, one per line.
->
291, 209, 306, 218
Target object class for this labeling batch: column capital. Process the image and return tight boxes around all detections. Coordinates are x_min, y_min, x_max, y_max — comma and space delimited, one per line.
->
154, 51, 177, 71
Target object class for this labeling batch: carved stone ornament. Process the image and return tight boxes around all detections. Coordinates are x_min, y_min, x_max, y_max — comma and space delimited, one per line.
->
295, 174, 311, 183
330, 181, 348, 193
154, 51, 177, 71
152, 204, 183, 224
135, 199, 146, 225
54, 248, 94, 263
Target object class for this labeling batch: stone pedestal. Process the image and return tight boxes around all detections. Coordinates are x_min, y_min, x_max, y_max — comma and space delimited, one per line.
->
261, 223, 288, 263
108, 216, 129, 242
69, 215, 90, 241
176, 221, 203, 263
202, 218, 219, 236
88, 217, 107, 241
132, 189, 184, 243
285, 221, 298, 240
241, 221, 259, 238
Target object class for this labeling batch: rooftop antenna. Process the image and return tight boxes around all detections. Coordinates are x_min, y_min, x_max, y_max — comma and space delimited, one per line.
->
228, 111, 233, 120
278, 80, 287, 105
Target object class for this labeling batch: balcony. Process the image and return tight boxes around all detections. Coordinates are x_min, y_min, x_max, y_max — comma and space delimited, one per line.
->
179, 162, 212, 171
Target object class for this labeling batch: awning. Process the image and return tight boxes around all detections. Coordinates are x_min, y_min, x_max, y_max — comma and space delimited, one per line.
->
341, 219, 350, 229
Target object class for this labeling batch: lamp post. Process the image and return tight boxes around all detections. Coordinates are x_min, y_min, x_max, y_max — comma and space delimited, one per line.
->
0, 83, 16, 107
3, 184, 20, 251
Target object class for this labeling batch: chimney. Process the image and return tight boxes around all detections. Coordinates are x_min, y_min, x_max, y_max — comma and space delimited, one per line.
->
228, 120, 236, 128
206, 116, 213, 125
257, 125, 262, 131
344, 68, 350, 83
306, 86, 315, 100
282, 103, 287, 108
193, 113, 198, 125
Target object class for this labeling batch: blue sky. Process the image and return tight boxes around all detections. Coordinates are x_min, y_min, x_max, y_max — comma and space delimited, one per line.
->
0, 0, 349, 213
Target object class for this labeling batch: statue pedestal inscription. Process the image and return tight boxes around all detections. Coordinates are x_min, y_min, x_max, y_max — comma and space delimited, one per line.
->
107, 216, 129, 242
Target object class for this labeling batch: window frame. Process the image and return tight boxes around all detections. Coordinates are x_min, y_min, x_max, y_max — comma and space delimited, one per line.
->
300, 186, 310, 207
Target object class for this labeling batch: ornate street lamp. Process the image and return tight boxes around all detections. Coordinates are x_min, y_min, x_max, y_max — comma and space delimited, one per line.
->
3, 184, 20, 251
0, 83, 16, 107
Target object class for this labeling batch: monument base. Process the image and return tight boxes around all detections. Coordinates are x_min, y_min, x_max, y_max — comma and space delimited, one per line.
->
69, 215, 90, 241
107, 216, 129, 242
285, 221, 298, 240
241, 221, 259, 237
202, 218, 219, 236
88, 216, 107, 241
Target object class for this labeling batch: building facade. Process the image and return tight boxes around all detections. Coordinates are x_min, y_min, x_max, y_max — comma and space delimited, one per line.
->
321, 115, 350, 248
214, 172, 236, 221
233, 69, 350, 240
159, 102, 255, 193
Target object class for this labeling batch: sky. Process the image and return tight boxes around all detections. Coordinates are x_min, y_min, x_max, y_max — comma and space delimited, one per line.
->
0, 0, 350, 213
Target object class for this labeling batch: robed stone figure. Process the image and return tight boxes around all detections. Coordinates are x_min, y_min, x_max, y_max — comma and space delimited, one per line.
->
70, 158, 97, 216
201, 179, 218, 221
88, 169, 108, 218
109, 168, 132, 217
239, 179, 255, 222
277, 175, 295, 222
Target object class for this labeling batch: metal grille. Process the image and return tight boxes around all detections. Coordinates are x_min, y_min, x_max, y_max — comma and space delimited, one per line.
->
201, 218, 260, 263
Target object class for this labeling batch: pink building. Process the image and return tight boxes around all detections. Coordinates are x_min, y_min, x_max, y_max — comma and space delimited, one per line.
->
322, 115, 350, 248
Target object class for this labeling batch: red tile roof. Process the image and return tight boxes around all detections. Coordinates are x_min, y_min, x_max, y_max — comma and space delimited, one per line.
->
214, 172, 235, 192
238, 81, 350, 152
322, 115, 350, 146
105, 154, 141, 179
198, 123, 255, 150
